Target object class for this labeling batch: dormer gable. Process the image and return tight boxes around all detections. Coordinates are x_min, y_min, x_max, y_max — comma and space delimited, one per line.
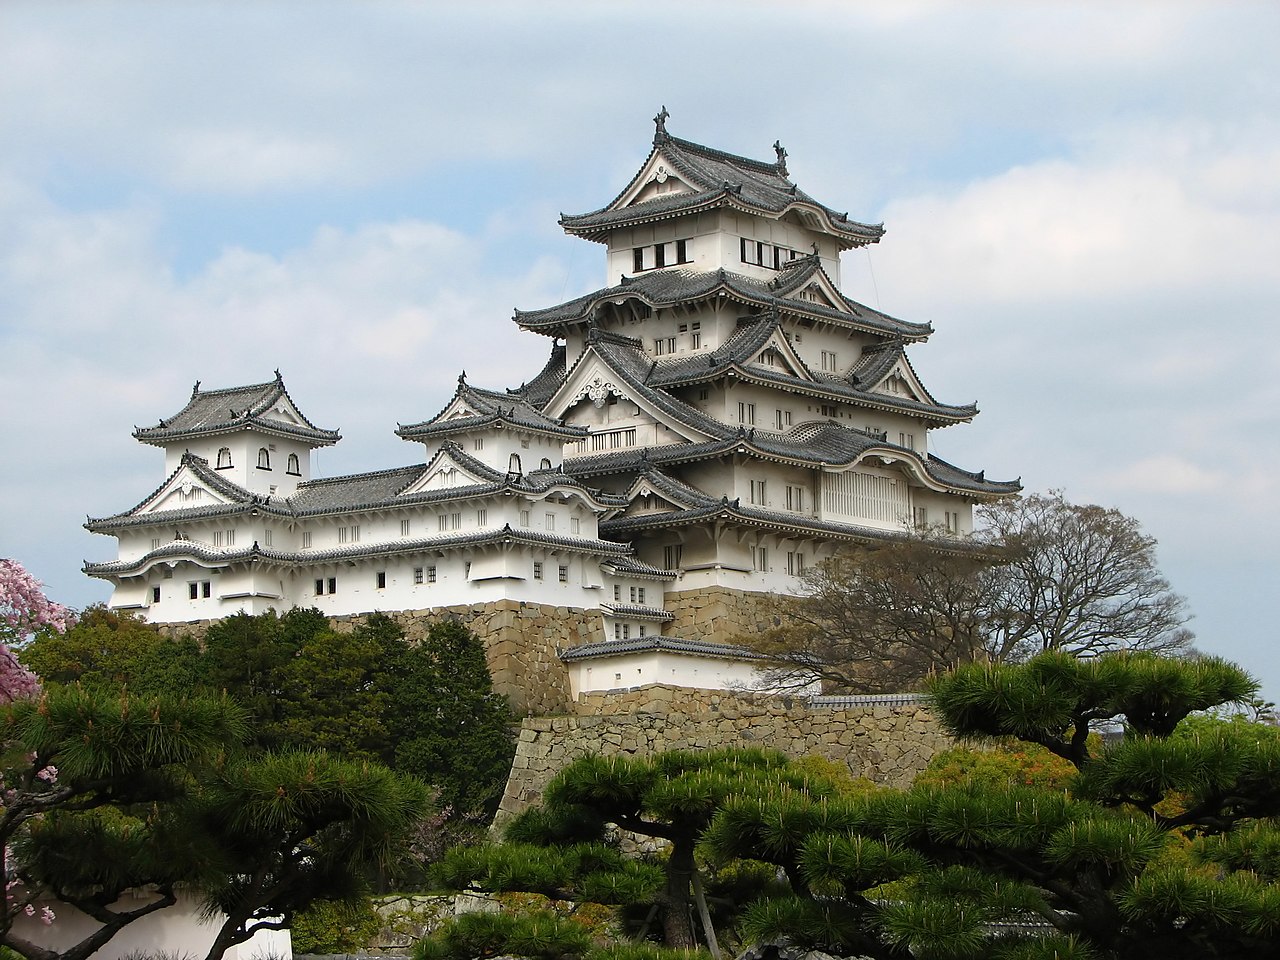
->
127, 455, 252, 520
785, 278, 841, 312
620, 154, 695, 207
398, 445, 498, 496
746, 331, 810, 380
874, 362, 929, 404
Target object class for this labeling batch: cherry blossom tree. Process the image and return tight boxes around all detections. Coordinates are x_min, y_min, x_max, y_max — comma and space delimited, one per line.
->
0, 560, 74, 704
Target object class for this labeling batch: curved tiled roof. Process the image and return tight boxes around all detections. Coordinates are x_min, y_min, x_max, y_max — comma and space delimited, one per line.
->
85, 524, 631, 578
560, 635, 767, 663
397, 375, 586, 442
600, 557, 679, 581
514, 264, 929, 340
509, 342, 569, 407
600, 602, 675, 622
644, 315, 974, 424
134, 373, 339, 447
560, 128, 883, 250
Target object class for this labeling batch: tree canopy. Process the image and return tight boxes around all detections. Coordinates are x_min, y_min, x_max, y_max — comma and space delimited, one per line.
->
746, 491, 1194, 693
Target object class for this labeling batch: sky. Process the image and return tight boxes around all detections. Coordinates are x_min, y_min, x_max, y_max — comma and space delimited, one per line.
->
2, 2, 1277, 697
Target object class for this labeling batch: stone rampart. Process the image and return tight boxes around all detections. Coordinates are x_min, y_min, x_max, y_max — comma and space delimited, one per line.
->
662, 585, 776, 647
497, 685, 950, 821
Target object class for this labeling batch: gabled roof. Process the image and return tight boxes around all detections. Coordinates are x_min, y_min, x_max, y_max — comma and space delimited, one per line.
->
86, 453, 276, 532
134, 372, 339, 447
645, 315, 975, 425
600, 556, 679, 582
514, 262, 930, 341
396, 373, 586, 443
560, 115, 883, 251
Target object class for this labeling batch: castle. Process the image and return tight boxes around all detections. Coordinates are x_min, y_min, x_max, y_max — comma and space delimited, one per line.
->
85, 113, 1018, 711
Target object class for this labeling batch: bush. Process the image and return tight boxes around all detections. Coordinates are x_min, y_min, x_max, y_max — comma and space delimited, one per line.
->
290, 898, 382, 954
413, 910, 593, 960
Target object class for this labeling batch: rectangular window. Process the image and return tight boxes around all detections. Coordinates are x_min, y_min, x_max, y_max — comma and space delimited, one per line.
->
638, 624, 647, 638
691, 331, 701, 349
750, 479, 767, 505
439, 514, 448, 532
376, 571, 386, 589
263, 529, 273, 547
152, 586, 161, 603
427, 565, 437, 583
545, 512, 555, 531
753, 546, 769, 572
914, 506, 928, 529
678, 323, 688, 334
613, 584, 621, 601
401, 519, 412, 536
654, 338, 666, 356
654, 243, 666, 268
202, 581, 211, 598
738, 401, 755, 425
945, 511, 959, 533
189, 583, 199, 600
614, 623, 622, 640
414, 567, 424, 584
633, 247, 644, 272
637, 587, 645, 604
820, 404, 838, 417
327, 577, 337, 594
151, 537, 162, 550
630, 586, 638, 603
476, 509, 487, 526
786, 484, 805, 512
570, 517, 581, 534
622, 623, 631, 640
787, 551, 806, 576
338, 525, 360, 544
451, 513, 461, 530
301, 531, 312, 549
676, 238, 688, 263
558, 564, 569, 583
520, 510, 530, 527
663, 545, 683, 570
821, 350, 838, 372
533, 561, 543, 580
474, 438, 484, 451
314, 579, 324, 596
698, 387, 709, 401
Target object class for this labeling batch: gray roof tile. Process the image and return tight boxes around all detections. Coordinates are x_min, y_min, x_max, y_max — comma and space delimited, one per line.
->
560, 635, 767, 663
561, 130, 883, 250
134, 373, 339, 446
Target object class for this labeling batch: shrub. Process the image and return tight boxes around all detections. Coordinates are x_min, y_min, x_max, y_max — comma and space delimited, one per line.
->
413, 910, 592, 960
290, 898, 382, 954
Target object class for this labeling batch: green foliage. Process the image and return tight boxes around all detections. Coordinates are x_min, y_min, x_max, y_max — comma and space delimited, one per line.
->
289, 898, 382, 954
589, 946, 712, 960
19, 605, 203, 694
412, 909, 593, 960
389, 619, 516, 817
916, 741, 1078, 791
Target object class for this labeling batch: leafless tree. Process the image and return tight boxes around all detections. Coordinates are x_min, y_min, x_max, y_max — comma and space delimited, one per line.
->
746, 491, 1194, 693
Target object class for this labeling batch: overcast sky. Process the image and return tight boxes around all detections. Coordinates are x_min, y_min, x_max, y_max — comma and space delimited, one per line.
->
3, 2, 1277, 697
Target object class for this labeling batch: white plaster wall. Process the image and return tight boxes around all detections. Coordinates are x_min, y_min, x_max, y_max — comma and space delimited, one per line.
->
10, 889, 291, 960
569, 650, 768, 697
162, 435, 313, 496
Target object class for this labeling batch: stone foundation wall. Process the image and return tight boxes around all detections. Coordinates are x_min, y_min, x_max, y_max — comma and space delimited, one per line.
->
497, 684, 950, 821
662, 585, 776, 646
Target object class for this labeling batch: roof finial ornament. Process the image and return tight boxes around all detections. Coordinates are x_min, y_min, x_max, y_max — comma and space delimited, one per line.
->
191, 380, 201, 396
653, 105, 670, 143
274, 368, 283, 382
773, 139, 788, 176
458, 370, 467, 384
811, 242, 820, 257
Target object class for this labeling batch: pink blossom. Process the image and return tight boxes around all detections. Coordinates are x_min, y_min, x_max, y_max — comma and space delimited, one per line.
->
0, 558, 74, 702
40, 906, 55, 925
23, 904, 34, 918
35, 764, 57, 784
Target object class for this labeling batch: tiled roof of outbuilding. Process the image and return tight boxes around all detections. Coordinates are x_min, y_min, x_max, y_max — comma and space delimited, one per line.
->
560, 125, 883, 250
600, 557, 679, 581
133, 373, 339, 446
514, 263, 929, 340
560, 635, 767, 663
